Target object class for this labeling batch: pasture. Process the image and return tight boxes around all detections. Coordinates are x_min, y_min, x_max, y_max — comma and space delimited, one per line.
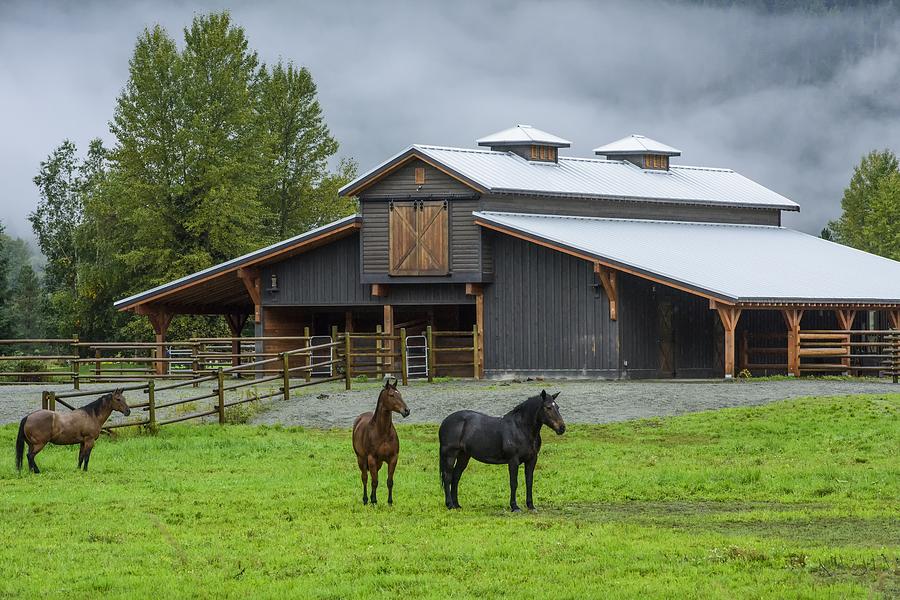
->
1, 394, 897, 599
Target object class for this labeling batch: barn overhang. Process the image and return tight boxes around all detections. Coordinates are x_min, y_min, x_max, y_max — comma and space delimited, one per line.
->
473, 211, 900, 309
113, 215, 362, 316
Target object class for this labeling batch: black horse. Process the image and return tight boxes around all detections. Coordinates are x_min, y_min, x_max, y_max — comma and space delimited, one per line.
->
438, 390, 565, 512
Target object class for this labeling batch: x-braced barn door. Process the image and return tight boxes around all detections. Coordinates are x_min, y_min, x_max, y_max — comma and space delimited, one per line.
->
389, 200, 449, 276
658, 298, 675, 377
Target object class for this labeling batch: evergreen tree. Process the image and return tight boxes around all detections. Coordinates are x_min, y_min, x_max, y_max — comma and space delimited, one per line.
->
827, 149, 899, 251
0, 223, 10, 339
8, 264, 44, 339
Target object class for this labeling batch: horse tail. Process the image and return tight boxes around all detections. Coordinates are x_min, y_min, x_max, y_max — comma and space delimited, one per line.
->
15, 416, 27, 471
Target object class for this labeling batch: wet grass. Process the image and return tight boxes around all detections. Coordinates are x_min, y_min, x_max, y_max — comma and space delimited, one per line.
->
0, 394, 897, 598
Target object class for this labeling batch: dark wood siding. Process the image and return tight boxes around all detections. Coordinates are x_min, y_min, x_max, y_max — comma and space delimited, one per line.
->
483, 234, 619, 377
261, 233, 472, 307
481, 194, 782, 226
359, 160, 473, 198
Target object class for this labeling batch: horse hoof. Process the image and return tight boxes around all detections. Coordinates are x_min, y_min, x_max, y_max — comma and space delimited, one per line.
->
527, 506, 536, 512
511, 507, 522, 513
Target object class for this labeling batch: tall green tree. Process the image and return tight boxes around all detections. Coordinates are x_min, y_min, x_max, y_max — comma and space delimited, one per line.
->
860, 171, 900, 261
0, 223, 10, 339
827, 149, 899, 252
7, 264, 44, 339
257, 61, 341, 238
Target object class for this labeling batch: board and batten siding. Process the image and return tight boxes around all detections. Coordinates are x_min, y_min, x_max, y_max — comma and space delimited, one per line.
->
260, 233, 472, 307
483, 233, 619, 377
480, 194, 782, 226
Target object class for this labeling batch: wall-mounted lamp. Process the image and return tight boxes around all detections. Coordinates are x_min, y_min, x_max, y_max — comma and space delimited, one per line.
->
267, 273, 280, 293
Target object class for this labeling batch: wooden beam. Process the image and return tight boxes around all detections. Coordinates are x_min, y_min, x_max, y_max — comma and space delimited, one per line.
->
144, 308, 173, 376
237, 268, 261, 323
371, 283, 389, 298
345, 310, 354, 334
888, 309, 900, 330
593, 262, 618, 320
715, 305, 742, 378
225, 313, 249, 368
782, 309, 804, 377
466, 284, 485, 378
834, 309, 856, 373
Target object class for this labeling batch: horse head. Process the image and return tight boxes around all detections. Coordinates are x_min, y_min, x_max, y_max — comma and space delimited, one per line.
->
539, 390, 565, 435
378, 377, 410, 418
110, 388, 131, 416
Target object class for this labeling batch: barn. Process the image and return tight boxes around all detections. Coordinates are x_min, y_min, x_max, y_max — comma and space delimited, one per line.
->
114, 125, 900, 379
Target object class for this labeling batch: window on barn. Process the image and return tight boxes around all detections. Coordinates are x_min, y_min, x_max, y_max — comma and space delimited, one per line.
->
389, 200, 449, 276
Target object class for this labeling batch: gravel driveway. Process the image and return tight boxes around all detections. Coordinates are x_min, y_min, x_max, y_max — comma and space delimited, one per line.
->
1, 378, 897, 429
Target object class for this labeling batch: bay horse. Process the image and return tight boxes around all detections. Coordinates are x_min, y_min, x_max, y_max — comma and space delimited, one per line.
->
439, 390, 565, 512
15, 389, 131, 473
351, 379, 410, 505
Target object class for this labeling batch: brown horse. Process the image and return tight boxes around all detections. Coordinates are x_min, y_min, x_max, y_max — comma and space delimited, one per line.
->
15, 389, 131, 473
352, 379, 410, 505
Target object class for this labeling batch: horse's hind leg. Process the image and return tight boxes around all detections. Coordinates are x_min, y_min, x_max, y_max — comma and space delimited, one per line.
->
386, 455, 397, 505
82, 439, 95, 472
27, 442, 45, 474
440, 447, 457, 509
450, 453, 469, 509
358, 457, 369, 505
78, 442, 85, 469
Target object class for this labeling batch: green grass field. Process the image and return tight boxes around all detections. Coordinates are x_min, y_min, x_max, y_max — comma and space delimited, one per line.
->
1, 395, 897, 599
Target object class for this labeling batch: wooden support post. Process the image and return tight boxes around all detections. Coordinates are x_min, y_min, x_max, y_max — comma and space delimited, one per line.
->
95, 349, 101, 377
41, 390, 48, 410
344, 334, 352, 391
225, 313, 249, 369
331, 324, 338, 343
237, 268, 262, 324
399, 327, 408, 386
191, 343, 200, 387
344, 310, 354, 334
71, 336, 80, 389
139, 306, 173, 376
473, 324, 480, 380
715, 304, 742, 378
835, 309, 856, 373
147, 379, 157, 433
217, 369, 225, 424
383, 304, 394, 372
593, 262, 618, 320
739, 331, 748, 374
282, 352, 290, 402
303, 326, 311, 383
888, 309, 900, 331
426, 325, 435, 383
48, 391, 56, 412
466, 283, 485, 379
782, 309, 804, 377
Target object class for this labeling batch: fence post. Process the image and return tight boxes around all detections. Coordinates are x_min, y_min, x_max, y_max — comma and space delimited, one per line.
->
72, 336, 80, 390
191, 343, 200, 388
331, 325, 338, 344
95, 348, 101, 377
48, 391, 56, 412
344, 335, 352, 391
282, 352, 291, 402
41, 390, 48, 410
426, 325, 435, 383
473, 324, 480, 380
303, 326, 311, 383
147, 379, 157, 433
399, 327, 408, 386
376, 324, 383, 380
217, 369, 225, 424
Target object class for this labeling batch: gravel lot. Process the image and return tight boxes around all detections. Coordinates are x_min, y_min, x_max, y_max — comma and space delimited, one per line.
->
2, 378, 898, 429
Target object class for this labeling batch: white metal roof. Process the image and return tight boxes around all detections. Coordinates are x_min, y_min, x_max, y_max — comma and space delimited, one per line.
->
398, 145, 797, 210
593, 134, 682, 156
476, 124, 572, 148
473, 211, 900, 304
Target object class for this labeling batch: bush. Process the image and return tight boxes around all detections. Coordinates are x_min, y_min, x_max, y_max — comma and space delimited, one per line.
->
0, 357, 52, 382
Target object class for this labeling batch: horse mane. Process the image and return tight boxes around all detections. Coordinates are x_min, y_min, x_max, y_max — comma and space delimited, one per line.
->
506, 394, 543, 421
80, 393, 112, 417
374, 386, 387, 415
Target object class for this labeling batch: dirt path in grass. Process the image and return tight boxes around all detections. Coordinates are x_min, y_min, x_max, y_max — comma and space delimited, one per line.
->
1, 378, 897, 429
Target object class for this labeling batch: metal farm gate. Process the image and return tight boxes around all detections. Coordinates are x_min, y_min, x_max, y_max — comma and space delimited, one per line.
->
405, 335, 428, 379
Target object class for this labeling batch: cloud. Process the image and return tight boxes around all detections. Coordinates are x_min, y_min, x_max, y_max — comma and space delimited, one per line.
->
1, 0, 897, 238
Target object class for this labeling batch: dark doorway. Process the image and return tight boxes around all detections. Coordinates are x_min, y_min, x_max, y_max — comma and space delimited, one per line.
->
658, 297, 675, 377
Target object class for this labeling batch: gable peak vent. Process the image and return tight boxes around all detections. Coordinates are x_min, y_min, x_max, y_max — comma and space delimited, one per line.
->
593, 134, 681, 170
477, 124, 571, 163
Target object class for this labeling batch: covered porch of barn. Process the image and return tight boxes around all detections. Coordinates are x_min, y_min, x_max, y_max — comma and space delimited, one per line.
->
474, 211, 900, 379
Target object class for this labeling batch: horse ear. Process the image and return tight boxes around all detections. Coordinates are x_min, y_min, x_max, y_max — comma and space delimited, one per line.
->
552, 392, 560, 400
540, 389, 547, 400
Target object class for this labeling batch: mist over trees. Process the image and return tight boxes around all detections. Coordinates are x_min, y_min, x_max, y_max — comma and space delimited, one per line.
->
27, 11, 356, 342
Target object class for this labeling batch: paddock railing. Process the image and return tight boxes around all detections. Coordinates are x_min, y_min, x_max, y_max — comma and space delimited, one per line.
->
4, 328, 481, 386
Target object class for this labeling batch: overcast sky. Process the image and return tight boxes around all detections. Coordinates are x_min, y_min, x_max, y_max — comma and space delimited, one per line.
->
1, 0, 898, 240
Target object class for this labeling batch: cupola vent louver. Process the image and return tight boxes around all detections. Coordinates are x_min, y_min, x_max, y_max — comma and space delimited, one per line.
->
476, 124, 570, 163
593, 134, 681, 171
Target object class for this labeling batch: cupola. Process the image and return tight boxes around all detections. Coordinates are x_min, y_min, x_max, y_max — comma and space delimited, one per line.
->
477, 124, 571, 163
593, 134, 681, 170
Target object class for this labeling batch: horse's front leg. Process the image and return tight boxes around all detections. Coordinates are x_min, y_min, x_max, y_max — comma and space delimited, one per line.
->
82, 439, 95, 472
367, 455, 380, 505
524, 457, 537, 510
357, 456, 369, 505
508, 460, 521, 512
78, 441, 85, 469
386, 455, 398, 505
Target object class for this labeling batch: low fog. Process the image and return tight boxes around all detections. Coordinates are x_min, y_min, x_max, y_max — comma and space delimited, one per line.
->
1, 0, 898, 237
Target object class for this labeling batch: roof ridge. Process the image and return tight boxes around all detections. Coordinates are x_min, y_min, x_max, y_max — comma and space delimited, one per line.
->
475, 210, 783, 230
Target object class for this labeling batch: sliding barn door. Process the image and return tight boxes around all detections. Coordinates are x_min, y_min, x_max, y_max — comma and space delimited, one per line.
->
389, 201, 449, 276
